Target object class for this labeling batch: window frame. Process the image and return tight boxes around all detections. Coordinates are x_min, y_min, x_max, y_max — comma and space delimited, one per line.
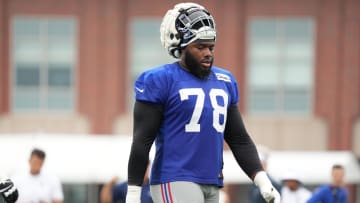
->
246, 17, 316, 115
10, 16, 78, 114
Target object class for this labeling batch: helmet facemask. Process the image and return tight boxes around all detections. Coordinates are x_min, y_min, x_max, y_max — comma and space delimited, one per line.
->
176, 7, 216, 48
160, 3, 216, 58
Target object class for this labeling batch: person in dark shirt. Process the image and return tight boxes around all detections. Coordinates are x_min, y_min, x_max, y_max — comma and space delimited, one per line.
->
100, 164, 153, 203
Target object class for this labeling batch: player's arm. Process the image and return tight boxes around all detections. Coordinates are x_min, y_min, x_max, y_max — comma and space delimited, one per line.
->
100, 176, 119, 203
306, 187, 325, 203
224, 106, 262, 177
224, 106, 280, 203
128, 101, 162, 185
127, 101, 162, 202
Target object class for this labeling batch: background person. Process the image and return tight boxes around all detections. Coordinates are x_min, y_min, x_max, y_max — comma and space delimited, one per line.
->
12, 148, 64, 203
280, 170, 311, 203
306, 164, 348, 203
100, 164, 153, 203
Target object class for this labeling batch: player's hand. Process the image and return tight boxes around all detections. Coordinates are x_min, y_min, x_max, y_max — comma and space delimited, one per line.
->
253, 171, 281, 203
126, 185, 141, 203
0, 177, 19, 203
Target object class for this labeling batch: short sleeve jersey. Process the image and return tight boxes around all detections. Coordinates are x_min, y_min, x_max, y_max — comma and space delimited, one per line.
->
12, 171, 63, 203
134, 62, 239, 187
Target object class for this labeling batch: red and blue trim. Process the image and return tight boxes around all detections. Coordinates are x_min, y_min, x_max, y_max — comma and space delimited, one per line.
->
160, 183, 174, 203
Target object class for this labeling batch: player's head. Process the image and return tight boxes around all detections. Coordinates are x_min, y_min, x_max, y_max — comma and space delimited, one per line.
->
282, 169, 302, 191
160, 2, 216, 59
160, 3, 216, 79
29, 148, 46, 175
331, 164, 345, 187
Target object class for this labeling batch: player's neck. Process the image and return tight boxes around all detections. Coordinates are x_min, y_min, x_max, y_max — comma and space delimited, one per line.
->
178, 61, 190, 72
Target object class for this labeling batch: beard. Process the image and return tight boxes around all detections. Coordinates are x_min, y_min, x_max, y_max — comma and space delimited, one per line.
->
184, 51, 213, 79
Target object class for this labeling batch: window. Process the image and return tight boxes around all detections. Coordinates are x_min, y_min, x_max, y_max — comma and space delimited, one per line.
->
62, 184, 99, 203
129, 18, 173, 108
247, 18, 314, 114
12, 17, 77, 113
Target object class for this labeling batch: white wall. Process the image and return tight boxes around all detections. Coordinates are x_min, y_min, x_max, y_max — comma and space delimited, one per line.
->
1, 133, 359, 185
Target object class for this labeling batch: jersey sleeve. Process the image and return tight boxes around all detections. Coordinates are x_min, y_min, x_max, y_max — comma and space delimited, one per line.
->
306, 186, 325, 203
217, 69, 239, 106
228, 74, 239, 106
134, 68, 168, 104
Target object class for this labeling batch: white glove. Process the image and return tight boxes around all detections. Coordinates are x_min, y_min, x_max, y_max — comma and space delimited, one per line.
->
253, 171, 281, 203
126, 185, 141, 203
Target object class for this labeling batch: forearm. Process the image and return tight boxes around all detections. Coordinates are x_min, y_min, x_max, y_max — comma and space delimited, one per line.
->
224, 107, 281, 202
128, 101, 162, 185
128, 141, 152, 185
100, 178, 117, 203
100, 186, 112, 203
224, 106, 263, 179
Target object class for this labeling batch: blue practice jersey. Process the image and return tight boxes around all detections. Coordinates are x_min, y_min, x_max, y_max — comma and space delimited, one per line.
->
134, 62, 239, 187
306, 185, 348, 203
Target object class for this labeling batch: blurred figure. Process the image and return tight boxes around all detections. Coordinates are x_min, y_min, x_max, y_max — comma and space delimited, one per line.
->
249, 146, 281, 203
219, 186, 229, 203
280, 169, 311, 203
0, 176, 18, 203
12, 148, 64, 203
307, 164, 348, 203
100, 163, 153, 203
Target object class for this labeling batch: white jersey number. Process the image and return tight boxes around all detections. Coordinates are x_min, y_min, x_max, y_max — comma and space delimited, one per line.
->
179, 88, 228, 133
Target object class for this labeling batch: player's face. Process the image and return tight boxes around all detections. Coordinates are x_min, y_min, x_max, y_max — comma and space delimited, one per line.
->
284, 180, 300, 191
29, 155, 44, 175
181, 41, 215, 79
332, 168, 345, 187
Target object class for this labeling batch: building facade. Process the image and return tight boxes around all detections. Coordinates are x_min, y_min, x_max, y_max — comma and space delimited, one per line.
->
1, 0, 359, 153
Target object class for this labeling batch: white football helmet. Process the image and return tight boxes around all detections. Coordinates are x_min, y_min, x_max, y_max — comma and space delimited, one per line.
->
160, 2, 216, 58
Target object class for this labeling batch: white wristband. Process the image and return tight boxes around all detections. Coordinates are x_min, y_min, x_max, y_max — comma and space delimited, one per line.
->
254, 171, 272, 189
126, 185, 141, 203
254, 171, 280, 203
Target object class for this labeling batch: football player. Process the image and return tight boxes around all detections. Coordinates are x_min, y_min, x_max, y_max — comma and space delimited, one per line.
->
127, 2, 281, 203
